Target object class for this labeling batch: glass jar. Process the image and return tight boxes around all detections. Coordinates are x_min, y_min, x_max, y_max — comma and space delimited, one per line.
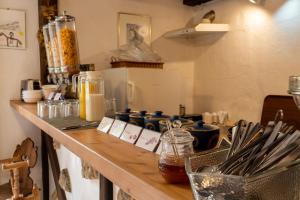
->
48, 21, 61, 74
158, 128, 194, 184
55, 11, 80, 74
85, 71, 104, 121
42, 24, 54, 74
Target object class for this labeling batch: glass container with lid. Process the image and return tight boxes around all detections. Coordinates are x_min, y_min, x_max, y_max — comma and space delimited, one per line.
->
55, 11, 80, 74
74, 71, 87, 119
144, 111, 170, 132
48, 21, 62, 74
185, 121, 220, 151
42, 24, 54, 74
115, 108, 134, 122
129, 110, 149, 127
85, 71, 104, 121
159, 125, 194, 184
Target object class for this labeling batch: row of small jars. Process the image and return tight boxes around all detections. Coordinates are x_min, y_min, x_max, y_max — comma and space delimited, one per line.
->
42, 11, 80, 75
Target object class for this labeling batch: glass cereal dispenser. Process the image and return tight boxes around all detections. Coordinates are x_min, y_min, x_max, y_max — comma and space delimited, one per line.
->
42, 24, 54, 74
55, 11, 80, 74
48, 21, 61, 74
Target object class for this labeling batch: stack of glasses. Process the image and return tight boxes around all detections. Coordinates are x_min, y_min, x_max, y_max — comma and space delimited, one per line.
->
37, 99, 79, 119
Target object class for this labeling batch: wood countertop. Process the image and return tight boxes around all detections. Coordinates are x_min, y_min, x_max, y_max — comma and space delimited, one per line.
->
10, 100, 193, 200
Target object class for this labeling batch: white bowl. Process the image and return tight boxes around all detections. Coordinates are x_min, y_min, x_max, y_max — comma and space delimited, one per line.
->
22, 90, 42, 95
22, 90, 42, 99
23, 97, 42, 103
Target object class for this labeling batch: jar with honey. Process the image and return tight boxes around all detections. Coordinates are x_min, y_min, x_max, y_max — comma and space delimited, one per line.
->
158, 126, 194, 184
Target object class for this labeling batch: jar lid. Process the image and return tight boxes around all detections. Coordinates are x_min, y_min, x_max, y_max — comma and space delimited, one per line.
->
186, 121, 219, 132
145, 111, 170, 121
55, 11, 75, 22
161, 128, 194, 144
129, 110, 148, 118
116, 108, 133, 115
288, 76, 300, 95
171, 115, 193, 124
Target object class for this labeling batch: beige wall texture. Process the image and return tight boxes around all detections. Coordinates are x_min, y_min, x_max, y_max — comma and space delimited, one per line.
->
193, 0, 300, 121
0, 0, 42, 187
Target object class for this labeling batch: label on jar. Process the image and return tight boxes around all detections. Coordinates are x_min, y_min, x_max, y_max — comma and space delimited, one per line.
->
135, 129, 161, 152
120, 124, 142, 144
97, 117, 114, 133
108, 120, 126, 138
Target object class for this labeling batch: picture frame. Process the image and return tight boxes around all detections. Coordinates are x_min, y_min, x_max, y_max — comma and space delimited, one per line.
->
108, 120, 127, 138
135, 129, 161, 152
118, 12, 151, 47
0, 8, 26, 49
120, 124, 142, 144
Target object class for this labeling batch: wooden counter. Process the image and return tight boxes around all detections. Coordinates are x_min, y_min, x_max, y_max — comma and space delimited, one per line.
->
10, 100, 193, 200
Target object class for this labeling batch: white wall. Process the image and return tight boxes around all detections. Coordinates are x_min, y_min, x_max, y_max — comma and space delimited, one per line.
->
0, 0, 42, 188
193, 0, 300, 121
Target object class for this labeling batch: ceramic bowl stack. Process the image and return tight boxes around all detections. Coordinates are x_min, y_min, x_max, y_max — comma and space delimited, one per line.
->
22, 90, 42, 103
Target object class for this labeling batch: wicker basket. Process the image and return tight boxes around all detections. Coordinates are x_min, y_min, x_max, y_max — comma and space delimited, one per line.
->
111, 61, 164, 69
185, 148, 300, 200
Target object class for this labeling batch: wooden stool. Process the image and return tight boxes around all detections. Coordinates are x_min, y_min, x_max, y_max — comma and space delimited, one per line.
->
0, 138, 39, 200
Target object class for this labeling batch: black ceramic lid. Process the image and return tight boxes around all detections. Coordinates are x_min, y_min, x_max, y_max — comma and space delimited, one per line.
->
115, 108, 132, 115
145, 111, 170, 121
186, 121, 219, 132
129, 111, 148, 118
171, 115, 193, 124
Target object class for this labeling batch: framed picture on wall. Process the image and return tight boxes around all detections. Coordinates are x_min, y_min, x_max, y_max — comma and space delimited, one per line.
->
118, 12, 151, 47
0, 8, 26, 49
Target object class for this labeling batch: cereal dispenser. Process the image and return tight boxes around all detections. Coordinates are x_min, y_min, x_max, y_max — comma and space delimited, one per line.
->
55, 11, 80, 74
42, 24, 54, 76
48, 21, 62, 75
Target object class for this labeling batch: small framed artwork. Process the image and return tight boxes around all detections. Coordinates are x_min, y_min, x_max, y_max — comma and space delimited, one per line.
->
0, 8, 26, 49
109, 120, 127, 138
135, 129, 161, 152
97, 117, 114, 133
120, 124, 142, 144
118, 12, 151, 47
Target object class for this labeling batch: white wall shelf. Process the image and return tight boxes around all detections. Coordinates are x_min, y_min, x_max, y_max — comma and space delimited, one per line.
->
164, 23, 230, 38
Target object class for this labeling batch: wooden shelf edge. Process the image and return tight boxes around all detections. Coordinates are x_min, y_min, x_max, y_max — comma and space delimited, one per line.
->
9, 100, 192, 200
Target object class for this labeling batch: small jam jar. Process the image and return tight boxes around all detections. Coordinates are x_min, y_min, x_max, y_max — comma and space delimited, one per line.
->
158, 127, 194, 184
